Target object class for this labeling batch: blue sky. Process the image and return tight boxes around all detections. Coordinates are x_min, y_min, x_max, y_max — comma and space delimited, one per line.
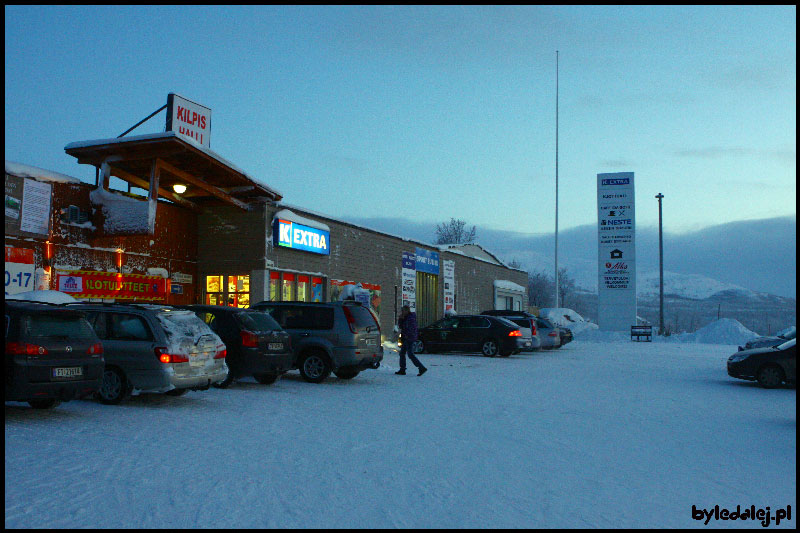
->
4, 5, 796, 235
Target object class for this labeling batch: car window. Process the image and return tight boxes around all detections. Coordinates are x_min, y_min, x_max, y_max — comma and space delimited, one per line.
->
461, 316, 489, 328
86, 311, 109, 340
235, 311, 281, 332
24, 313, 96, 340
260, 305, 334, 330
195, 312, 220, 332
536, 318, 553, 329
109, 313, 153, 341
344, 305, 378, 329
493, 316, 520, 328
437, 317, 458, 329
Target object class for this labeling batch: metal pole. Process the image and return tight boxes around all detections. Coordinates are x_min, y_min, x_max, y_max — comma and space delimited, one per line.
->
118, 104, 167, 138
554, 50, 559, 308
656, 193, 664, 335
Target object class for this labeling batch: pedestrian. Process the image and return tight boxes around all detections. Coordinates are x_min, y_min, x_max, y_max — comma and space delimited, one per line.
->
397, 305, 427, 376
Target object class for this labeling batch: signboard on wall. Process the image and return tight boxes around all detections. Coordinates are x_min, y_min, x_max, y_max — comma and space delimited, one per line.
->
415, 247, 440, 275
597, 172, 636, 331
5, 175, 52, 237
166, 93, 211, 148
273, 218, 330, 255
55, 270, 168, 301
443, 259, 455, 314
401, 251, 416, 312
5, 246, 35, 296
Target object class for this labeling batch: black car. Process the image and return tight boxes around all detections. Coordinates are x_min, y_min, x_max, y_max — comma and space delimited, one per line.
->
5, 300, 105, 408
178, 305, 294, 386
414, 314, 527, 357
727, 338, 796, 389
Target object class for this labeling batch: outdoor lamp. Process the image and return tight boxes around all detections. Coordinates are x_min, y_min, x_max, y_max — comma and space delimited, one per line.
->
173, 184, 187, 194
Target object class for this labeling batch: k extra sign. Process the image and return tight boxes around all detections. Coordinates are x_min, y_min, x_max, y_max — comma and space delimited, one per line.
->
273, 218, 330, 255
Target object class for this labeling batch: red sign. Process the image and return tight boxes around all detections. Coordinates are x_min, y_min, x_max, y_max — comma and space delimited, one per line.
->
55, 270, 168, 301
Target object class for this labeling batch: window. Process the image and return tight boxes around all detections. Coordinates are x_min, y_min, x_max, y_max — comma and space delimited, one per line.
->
108, 314, 153, 341
205, 274, 250, 308
24, 314, 96, 340
260, 305, 334, 330
297, 275, 309, 302
282, 274, 295, 301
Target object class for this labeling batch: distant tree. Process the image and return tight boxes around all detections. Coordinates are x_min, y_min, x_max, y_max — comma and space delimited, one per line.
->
435, 218, 477, 245
508, 258, 522, 269
527, 267, 576, 308
557, 267, 576, 308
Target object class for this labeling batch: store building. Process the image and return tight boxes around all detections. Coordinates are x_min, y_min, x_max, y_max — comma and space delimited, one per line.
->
5, 96, 527, 337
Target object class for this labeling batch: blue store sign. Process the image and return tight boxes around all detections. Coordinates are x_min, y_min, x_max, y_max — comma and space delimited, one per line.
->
273, 218, 330, 255
415, 247, 440, 275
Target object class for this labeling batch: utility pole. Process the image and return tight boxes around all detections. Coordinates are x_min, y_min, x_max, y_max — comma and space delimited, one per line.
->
656, 193, 664, 335
554, 50, 560, 308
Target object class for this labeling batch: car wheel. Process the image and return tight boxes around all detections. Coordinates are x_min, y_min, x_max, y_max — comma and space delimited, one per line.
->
165, 388, 188, 397
757, 364, 785, 389
299, 351, 332, 383
254, 372, 280, 385
481, 338, 499, 357
97, 366, 129, 405
412, 339, 425, 354
28, 398, 60, 409
334, 368, 360, 380
212, 373, 235, 389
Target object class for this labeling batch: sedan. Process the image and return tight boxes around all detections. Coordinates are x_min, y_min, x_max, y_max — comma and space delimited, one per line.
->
727, 338, 796, 389
739, 326, 796, 351
413, 315, 528, 357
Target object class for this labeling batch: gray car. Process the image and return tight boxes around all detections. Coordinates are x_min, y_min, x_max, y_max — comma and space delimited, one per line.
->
739, 326, 796, 351
252, 300, 383, 383
70, 303, 229, 404
535, 317, 563, 349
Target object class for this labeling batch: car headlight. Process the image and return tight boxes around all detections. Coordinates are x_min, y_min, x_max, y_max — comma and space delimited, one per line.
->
729, 353, 748, 363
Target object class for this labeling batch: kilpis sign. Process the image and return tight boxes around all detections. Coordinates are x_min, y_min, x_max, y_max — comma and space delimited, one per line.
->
273, 219, 330, 255
166, 93, 211, 148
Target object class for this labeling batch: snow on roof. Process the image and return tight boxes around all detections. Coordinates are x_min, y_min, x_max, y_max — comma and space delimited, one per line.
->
5, 160, 82, 184
493, 280, 526, 292
6, 290, 78, 304
90, 187, 154, 234
273, 209, 330, 232
64, 132, 283, 199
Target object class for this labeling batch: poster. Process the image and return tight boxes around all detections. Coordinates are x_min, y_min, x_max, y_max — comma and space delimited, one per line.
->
5, 175, 52, 237
5, 246, 35, 296
401, 251, 416, 312
443, 259, 455, 314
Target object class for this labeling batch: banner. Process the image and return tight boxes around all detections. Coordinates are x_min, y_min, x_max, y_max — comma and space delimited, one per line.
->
443, 259, 455, 314
597, 172, 636, 330
5, 246, 35, 296
55, 270, 168, 301
401, 251, 416, 312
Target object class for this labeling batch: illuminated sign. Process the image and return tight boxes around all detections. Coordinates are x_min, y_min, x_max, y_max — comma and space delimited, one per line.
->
273, 219, 330, 255
55, 270, 168, 301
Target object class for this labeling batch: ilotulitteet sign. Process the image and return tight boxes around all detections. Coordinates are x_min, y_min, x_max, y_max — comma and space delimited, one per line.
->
597, 172, 636, 331
56, 270, 168, 301
166, 93, 211, 148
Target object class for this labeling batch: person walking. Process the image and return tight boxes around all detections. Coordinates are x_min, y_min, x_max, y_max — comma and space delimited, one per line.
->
397, 305, 427, 376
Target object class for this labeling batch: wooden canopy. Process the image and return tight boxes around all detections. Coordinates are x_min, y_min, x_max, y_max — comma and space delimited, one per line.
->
65, 132, 282, 212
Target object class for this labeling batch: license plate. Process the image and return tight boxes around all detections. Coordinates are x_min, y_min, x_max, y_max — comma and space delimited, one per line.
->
53, 367, 83, 378
268, 343, 284, 351
365, 338, 376, 345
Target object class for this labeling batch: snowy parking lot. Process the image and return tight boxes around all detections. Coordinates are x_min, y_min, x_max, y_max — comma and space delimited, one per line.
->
5, 339, 796, 528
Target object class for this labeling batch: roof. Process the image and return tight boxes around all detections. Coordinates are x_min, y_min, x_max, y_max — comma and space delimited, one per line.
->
5, 160, 82, 184
64, 132, 282, 210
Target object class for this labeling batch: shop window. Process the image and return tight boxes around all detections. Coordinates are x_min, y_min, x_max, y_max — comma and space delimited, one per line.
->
297, 275, 309, 302
269, 272, 280, 302
205, 274, 250, 308
311, 277, 323, 302
282, 273, 295, 301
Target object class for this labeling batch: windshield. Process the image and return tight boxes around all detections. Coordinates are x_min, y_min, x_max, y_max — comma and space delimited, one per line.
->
776, 338, 796, 351
235, 311, 281, 332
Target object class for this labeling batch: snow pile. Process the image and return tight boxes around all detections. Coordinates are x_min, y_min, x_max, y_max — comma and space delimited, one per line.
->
668, 318, 759, 346
539, 307, 599, 335
90, 187, 155, 234
272, 209, 330, 231
5, 160, 82, 184
5, 290, 78, 304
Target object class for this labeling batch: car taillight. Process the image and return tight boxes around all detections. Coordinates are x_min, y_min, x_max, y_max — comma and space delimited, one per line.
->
155, 347, 189, 364
87, 342, 103, 355
214, 349, 227, 359
508, 330, 522, 337
240, 330, 259, 348
548, 332, 558, 337
342, 307, 357, 333
6, 342, 48, 355
529, 319, 537, 336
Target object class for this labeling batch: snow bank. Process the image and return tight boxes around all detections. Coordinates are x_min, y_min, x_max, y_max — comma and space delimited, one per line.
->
493, 280, 525, 292
272, 209, 330, 231
575, 318, 760, 346
539, 307, 599, 335
5, 290, 78, 304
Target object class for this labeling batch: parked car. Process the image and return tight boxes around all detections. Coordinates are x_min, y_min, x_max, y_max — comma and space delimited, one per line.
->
69, 303, 228, 404
535, 317, 563, 349
251, 300, 382, 383
414, 314, 529, 357
177, 305, 293, 386
480, 310, 540, 351
5, 300, 104, 409
727, 338, 796, 389
559, 327, 574, 346
739, 326, 796, 351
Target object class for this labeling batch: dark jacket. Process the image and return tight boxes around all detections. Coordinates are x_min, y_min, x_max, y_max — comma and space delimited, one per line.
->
399, 312, 418, 342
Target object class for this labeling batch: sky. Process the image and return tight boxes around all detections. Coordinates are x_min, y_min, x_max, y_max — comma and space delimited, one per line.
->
4, 5, 797, 235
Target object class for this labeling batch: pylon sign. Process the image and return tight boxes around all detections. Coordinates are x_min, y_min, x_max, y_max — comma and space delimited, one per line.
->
597, 172, 636, 331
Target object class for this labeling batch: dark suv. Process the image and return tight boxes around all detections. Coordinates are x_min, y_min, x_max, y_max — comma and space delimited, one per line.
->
5, 300, 104, 409
251, 301, 383, 383
178, 305, 294, 386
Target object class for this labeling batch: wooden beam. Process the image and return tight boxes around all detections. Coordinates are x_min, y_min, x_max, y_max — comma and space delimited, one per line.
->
108, 165, 201, 212
155, 158, 249, 210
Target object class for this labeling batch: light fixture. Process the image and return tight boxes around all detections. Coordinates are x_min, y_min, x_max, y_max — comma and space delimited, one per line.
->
173, 184, 187, 194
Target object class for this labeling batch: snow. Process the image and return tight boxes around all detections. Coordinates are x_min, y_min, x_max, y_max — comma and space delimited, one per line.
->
540, 307, 600, 335
5, 160, 81, 184
5, 290, 78, 304
272, 208, 331, 231
493, 279, 525, 292
89, 187, 154, 234
667, 318, 760, 346
4, 340, 794, 528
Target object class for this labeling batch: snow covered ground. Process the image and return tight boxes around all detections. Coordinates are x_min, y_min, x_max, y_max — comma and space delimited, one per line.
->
5, 339, 795, 528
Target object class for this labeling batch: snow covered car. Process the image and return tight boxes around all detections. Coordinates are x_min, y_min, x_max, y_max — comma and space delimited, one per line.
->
69, 303, 228, 404
727, 338, 796, 388
738, 326, 796, 351
5, 300, 104, 409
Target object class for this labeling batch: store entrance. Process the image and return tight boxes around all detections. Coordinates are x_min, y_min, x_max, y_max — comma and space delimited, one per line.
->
205, 274, 250, 307
415, 271, 440, 328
